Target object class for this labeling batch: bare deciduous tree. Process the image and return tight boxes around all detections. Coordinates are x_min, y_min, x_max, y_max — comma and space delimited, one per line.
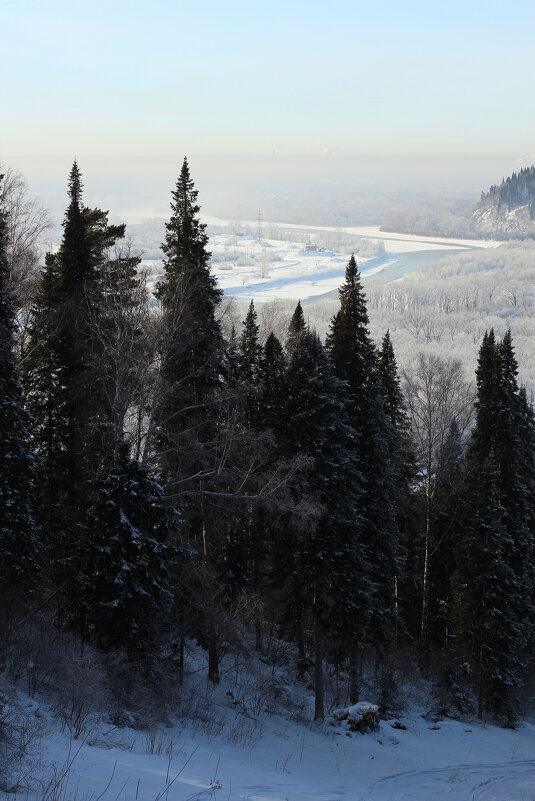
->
0, 163, 49, 309
403, 353, 474, 671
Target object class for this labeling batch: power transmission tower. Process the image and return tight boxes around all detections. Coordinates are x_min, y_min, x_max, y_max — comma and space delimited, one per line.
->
256, 209, 263, 241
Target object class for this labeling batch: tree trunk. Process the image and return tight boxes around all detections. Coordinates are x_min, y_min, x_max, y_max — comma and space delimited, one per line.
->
419, 493, 432, 675
394, 575, 400, 645
296, 608, 306, 678
477, 642, 484, 720
178, 620, 185, 686
208, 620, 219, 684
349, 646, 359, 704
252, 509, 263, 652
314, 612, 324, 720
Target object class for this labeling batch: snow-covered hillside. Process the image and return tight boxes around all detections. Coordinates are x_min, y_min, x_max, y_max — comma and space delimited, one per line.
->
472, 203, 535, 238
5, 639, 535, 801
472, 166, 535, 238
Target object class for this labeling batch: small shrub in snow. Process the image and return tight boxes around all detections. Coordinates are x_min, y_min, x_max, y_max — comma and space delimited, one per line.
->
227, 715, 265, 748
329, 702, 380, 734
143, 727, 174, 755
0, 687, 41, 792
53, 656, 108, 739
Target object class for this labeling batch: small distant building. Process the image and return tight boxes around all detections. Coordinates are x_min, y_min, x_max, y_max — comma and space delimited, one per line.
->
303, 242, 320, 253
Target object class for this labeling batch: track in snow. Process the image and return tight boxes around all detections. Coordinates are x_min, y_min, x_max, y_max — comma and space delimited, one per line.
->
360, 758, 535, 801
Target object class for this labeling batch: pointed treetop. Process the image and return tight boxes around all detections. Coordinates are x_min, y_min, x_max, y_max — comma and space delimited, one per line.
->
261, 331, 286, 389
325, 253, 373, 391
378, 330, 396, 372
378, 330, 405, 426
345, 253, 358, 281
238, 299, 261, 385
338, 254, 367, 321
380, 329, 393, 356
264, 330, 284, 361
286, 300, 306, 356
159, 156, 212, 281
288, 300, 305, 336
498, 328, 519, 392
476, 329, 498, 392
68, 160, 83, 208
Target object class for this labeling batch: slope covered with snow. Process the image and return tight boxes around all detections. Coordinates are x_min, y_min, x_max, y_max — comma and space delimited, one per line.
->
7, 643, 535, 801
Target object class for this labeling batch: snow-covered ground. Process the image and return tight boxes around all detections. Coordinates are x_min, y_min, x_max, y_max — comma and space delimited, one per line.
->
139, 218, 503, 306
11, 681, 535, 800
6, 637, 535, 801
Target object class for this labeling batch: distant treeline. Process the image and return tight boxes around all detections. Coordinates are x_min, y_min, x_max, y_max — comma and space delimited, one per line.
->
480, 165, 535, 218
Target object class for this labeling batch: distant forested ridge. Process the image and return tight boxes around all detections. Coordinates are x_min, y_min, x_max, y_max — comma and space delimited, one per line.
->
472, 166, 535, 237
382, 166, 535, 240
480, 166, 535, 217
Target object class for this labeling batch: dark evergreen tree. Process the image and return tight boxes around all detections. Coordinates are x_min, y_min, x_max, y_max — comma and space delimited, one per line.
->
155, 157, 223, 506
22, 253, 66, 534
279, 326, 367, 717
78, 444, 176, 655
237, 300, 262, 425
378, 331, 405, 427
326, 256, 399, 666
286, 299, 306, 356
454, 453, 522, 722
24, 163, 128, 533
238, 300, 262, 386
224, 323, 240, 388
326, 256, 371, 390
153, 159, 227, 681
454, 329, 535, 721
258, 332, 286, 431
0, 178, 36, 604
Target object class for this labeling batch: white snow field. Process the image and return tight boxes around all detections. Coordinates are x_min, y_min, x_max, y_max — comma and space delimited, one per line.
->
12, 692, 535, 801
207, 222, 501, 305
7, 643, 535, 801
138, 217, 502, 305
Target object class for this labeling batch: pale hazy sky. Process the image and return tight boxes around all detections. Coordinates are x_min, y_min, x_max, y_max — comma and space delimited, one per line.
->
3, 0, 535, 216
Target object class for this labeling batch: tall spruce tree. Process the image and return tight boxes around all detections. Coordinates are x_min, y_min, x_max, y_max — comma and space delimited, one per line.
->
286, 299, 306, 356
454, 452, 521, 722
238, 300, 262, 386
258, 332, 286, 431
24, 163, 128, 533
326, 256, 398, 666
153, 159, 225, 681
0, 177, 36, 607
278, 325, 367, 717
454, 330, 535, 721
22, 163, 134, 634
237, 300, 262, 425
155, 157, 223, 508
